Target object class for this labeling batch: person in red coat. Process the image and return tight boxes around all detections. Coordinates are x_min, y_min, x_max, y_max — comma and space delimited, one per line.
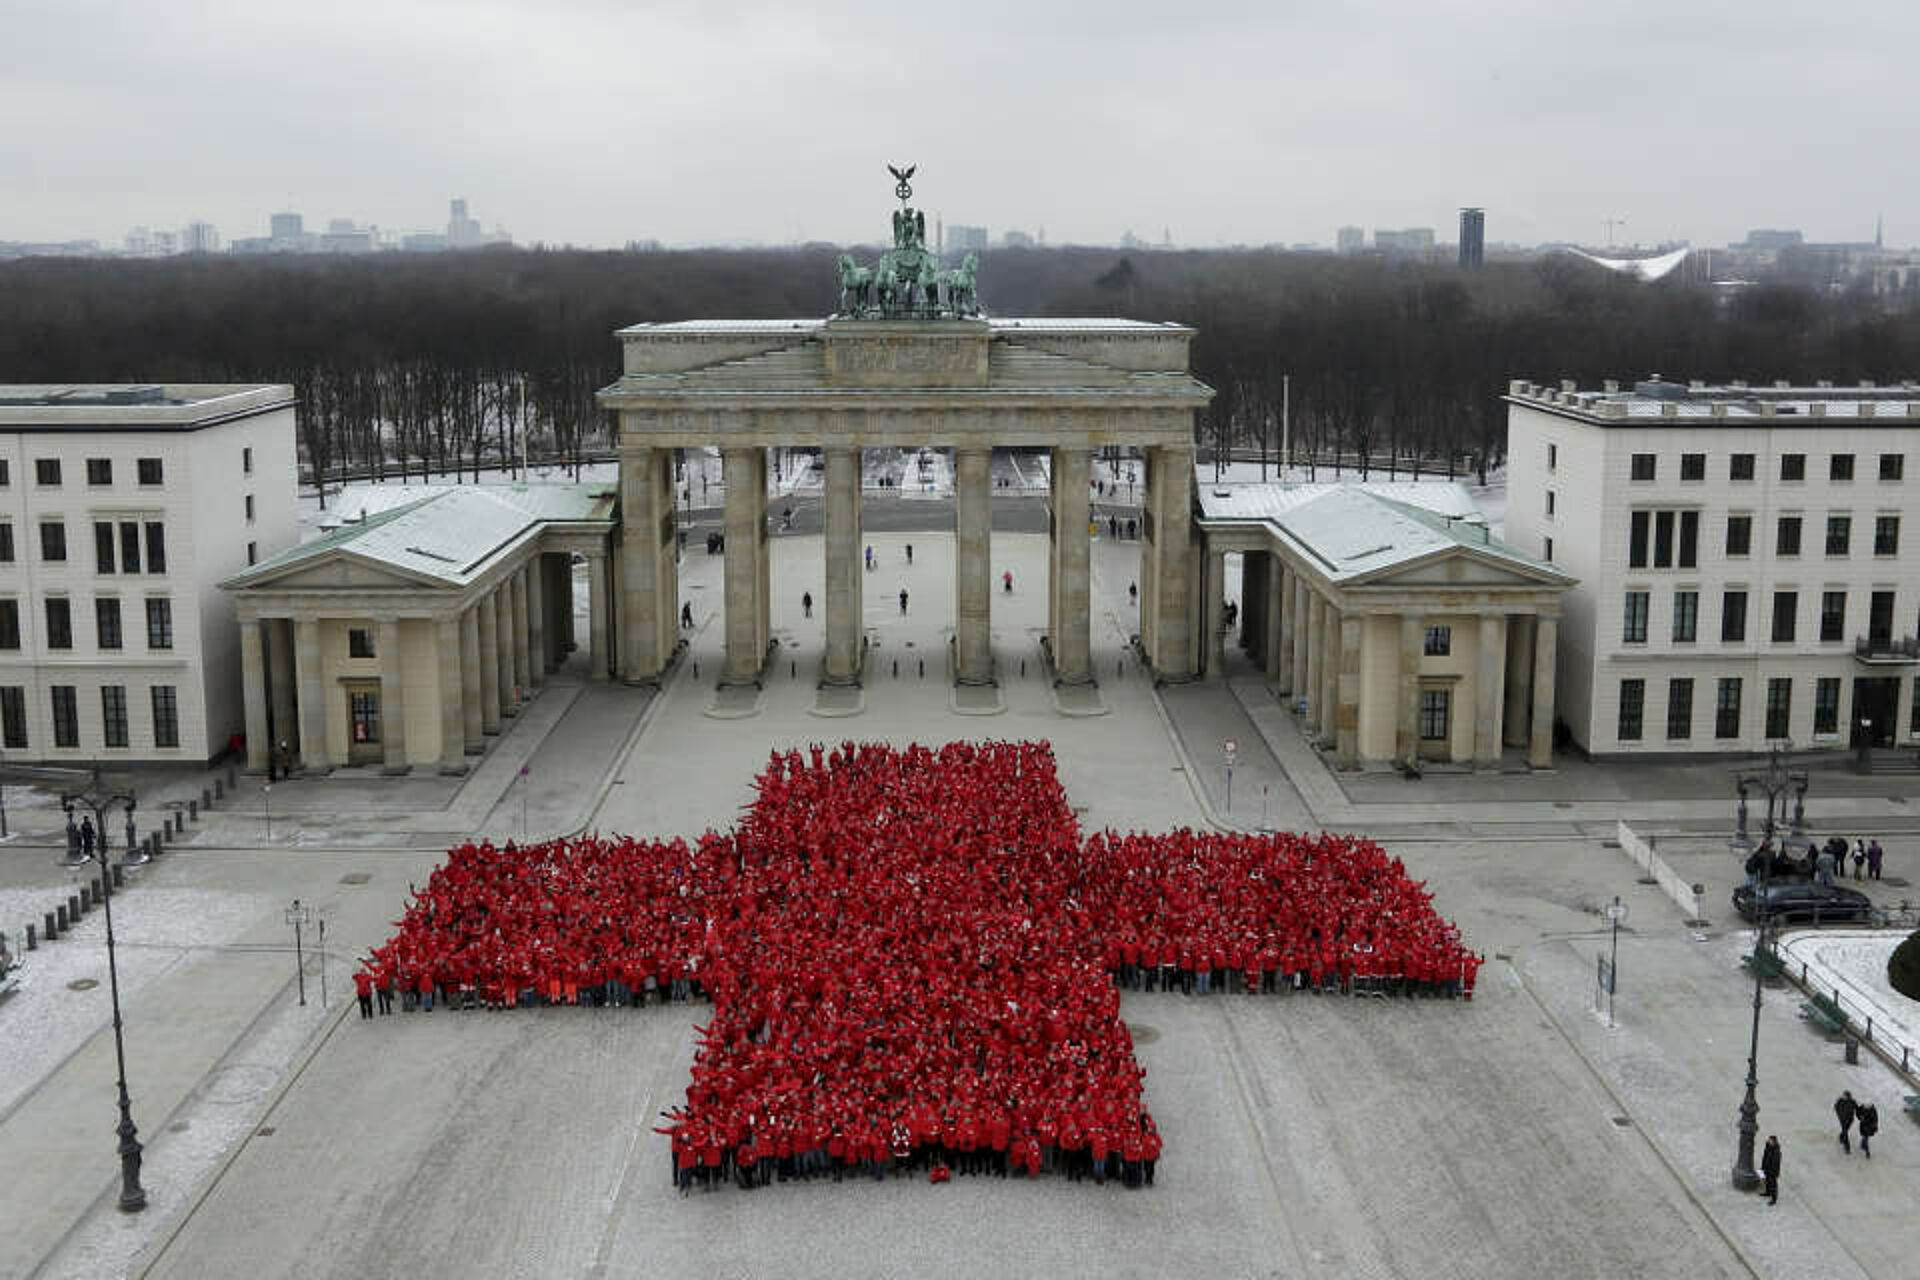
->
353, 968, 374, 1019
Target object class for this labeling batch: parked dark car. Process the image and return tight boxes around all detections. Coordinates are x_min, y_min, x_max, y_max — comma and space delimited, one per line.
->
1732, 880, 1873, 925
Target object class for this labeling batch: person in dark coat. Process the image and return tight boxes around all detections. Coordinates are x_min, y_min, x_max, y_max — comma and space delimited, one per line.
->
1857, 1101, 1879, 1158
1836, 1090, 1858, 1153
79, 817, 95, 858
1761, 1135, 1781, 1204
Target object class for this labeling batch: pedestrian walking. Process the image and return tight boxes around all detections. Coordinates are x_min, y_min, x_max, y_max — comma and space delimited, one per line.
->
354, 968, 375, 1019
681, 602, 693, 629
80, 817, 95, 858
1869, 838, 1885, 880
1858, 1100, 1879, 1158
376, 974, 394, 1015
1815, 846, 1836, 887
1002, 570, 1013, 594
899, 588, 909, 616
1853, 839, 1867, 880
905, 545, 913, 564
1126, 518, 1137, 539
865, 546, 875, 572
1837, 1090, 1858, 1153
1109, 515, 1118, 537
1129, 581, 1138, 605
1761, 1135, 1782, 1204
802, 591, 813, 619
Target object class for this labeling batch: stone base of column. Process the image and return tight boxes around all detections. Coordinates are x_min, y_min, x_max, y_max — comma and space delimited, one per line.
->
438, 762, 470, 777
297, 764, 333, 777
622, 639, 687, 690
1038, 636, 1098, 689
465, 742, 487, 756
381, 763, 413, 777
718, 639, 776, 690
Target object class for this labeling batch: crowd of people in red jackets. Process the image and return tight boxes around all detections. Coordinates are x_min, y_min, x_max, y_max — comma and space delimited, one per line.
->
361, 740, 1478, 1191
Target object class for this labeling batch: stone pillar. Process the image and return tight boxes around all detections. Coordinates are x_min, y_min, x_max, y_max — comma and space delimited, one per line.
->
1475, 613, 1507, 768
1051, 446, 1093, 684
1264, 560, 1286, 688
526, 556, 546, 686
294, 617, 329, 773
460, 605, 483, 753
621, 445, 680, 682
722, 446, 768, 686
378, 618, 408, 775
1143, 444, 1195, 679
822, 445, 863, 685
1319, 602, 1341, 748
1203, 545, 1227, 677
510, 566, 532, 695
266, 618, 296, 768
1504, 614, 1535, 748
1335, 613, 1362, 767
1304, 593, 1326, 733
1397, 615, 1424, 766
1291, 575, 1309, 703
587, 549, 609, 680
239, 619, 269, 773
495, 587, 516, 715
436, 616, 466, 775
556, 552, 576, 662
1530, 617, 1558, 769
954, 444, 994, 685
477, 591, 501, 733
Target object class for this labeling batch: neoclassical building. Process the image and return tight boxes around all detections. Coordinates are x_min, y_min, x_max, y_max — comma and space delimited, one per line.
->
222, 485, 614, 774
1194, 481, 1574, 769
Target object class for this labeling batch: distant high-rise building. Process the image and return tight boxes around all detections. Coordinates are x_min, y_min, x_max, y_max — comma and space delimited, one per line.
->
1739, 229, 1803, 252
125, 226, 153, 256
1001, 229, 1035, 249
448, 197, 482, 247
181, 221, 220, 254
947, 224, 989, 253
1335, 225, 1365, 254
269, 211, 303, 240
326, 218, 356, 236
1458, 208, 1485, 268
1374, 227, 1436, 255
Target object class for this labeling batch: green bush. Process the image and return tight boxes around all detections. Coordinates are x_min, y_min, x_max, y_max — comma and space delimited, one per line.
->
1888, 930, 1920, 1002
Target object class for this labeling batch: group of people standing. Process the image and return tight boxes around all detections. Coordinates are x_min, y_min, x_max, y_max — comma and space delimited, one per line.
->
360, 739, 1477, 1191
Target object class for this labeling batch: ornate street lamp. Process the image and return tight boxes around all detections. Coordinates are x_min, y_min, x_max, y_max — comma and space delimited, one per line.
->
1727, 742, 1809, 1192
58, 765, 146, 1212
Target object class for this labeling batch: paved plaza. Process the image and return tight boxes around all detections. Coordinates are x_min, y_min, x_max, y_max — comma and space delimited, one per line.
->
6, 527, 1920, 1278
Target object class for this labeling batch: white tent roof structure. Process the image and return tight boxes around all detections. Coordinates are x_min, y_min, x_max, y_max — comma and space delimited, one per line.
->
1560, 246, 1691, 282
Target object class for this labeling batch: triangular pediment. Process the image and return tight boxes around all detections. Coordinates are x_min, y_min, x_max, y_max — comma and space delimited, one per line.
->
1351, 546, 1571, 590
230, 550, 454, 593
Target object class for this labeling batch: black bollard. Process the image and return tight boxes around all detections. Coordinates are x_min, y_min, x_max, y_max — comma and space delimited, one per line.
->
693, 661, 700, 679
188, 800, 197, 822
791, 660, 796, 679
214, 778, 224, 800
45, 910, 57, 940
56, 904, 69, 932
79, 885, 91, 911
202, 786, 212, 809
227, 765, 237, 789
1021, 659, 1027, 678
112, 864, 124, 888
919, 659, 924, 678
1118, 658, 1124, 677
26, 923, 36, 950
70, 893, 83, 919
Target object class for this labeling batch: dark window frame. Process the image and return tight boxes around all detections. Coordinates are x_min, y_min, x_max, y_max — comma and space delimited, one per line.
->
50, 685, 78, 748
1830, 453, 1856, 482
95, 596, 121, 650
145, 597, 173, 650
1766, 678, 1792, 740
1826, 515, 1851, 557
1618, 679, 1645, 741
44, 597, 71, 650
85, 457, 112, 486
1666, 677, 1694, 740
1820, 591, 1846, 643
1876, 515, 1901, 556
1672, 590, 1699, 643
1730, 453, 1756, 481
1680, 453, 1706, 481
1726, 514, 1752, 557
1716, 678, 1743, 739
1780, 453, 1806, 482
136, 457, 163, 486
1722, 590, 1748, 643
1630, 453, 1656, 481
1880, 453, 1904, 481
1623, 591, 1650, 644
1776, 516, 1802, 557
151, 685, 179, 748
101, 685, 128, 749
1814, 677, 1841, 736
1771, 591, 1798, 643
0, 685, 25, 749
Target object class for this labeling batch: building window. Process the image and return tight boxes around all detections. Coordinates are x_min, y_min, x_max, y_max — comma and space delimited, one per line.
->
1869, 591, 1894, 647
0, 459, 10, 486
101, 686, 128, 748
1726, 515, 1752, 557
85, 458, 112, 486
1780, 453, 1806, 482
1623, 591, 1650, 644
94, 522, 115, 574
1545, 490, 1555, 517
1730, 453, 1756, 481
1618, 680, 1645, 741
34, 458, 61, 486
0, 600, 18, 649
1830, 453, 1855, 482
1716, 678, 1743, 739
119, 522, 141, 574
1654, 511, 1675, 567
1820, 591, 1846, 642
151, 685, 178, 748
1722, 590, 1748, 642
1912, 679, 1920, 737
1876, 516, 1900, 556
350, 690, 382, 744
244, 494, 255, 522
137, 457, 163, 486
0, 686, 24, 749
247, 541, 258, 565
1826, 515, 1851, 556
349, 627, 376, 658
1543, 536, 1554, 563
95, 597, 121, 649
242, 446, 254, 475
1629, 511, 1649, 568
1815, 677, 1841, 736
144, 522, 166, 574
1771, 591, 1798, 643
1418, 689, 1449, 740
1766, 678, 1792, 740
1776, 516, 1801, 557
1630, 453, 1656, 481
44, 598, 71, 650
1667, 678, 1694, 740
0, 524, 11, 562
40, 522, 65, 562
50, 686, 78, 748
1679, 510, 1698, 568
1680, 453, 1705, 481
1672, 590, 1699, 642
1880, 453, 1904, 481
145, 597, 173, 649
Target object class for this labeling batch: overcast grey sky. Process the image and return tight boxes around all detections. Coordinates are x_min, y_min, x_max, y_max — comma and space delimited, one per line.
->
3, 0, 1907, 250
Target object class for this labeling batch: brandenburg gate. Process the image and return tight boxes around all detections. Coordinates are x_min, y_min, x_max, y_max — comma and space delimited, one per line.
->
596, 170, 1213, 696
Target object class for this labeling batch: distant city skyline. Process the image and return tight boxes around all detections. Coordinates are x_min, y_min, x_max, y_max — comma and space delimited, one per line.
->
3, 1, 1912, 252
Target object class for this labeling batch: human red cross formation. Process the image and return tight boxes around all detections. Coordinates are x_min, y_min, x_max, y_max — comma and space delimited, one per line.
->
364, 740, 1479, 1190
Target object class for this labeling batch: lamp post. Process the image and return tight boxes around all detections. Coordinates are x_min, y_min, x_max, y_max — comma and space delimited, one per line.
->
285, 899, 312, 1006
1727, 742, 1810, 1192
57, 765, 146, 1212
1602, 896, 1629, 1028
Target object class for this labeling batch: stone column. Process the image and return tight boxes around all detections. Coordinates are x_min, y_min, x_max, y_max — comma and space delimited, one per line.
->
1397, 616, 1424, 766
1335, 613, 1362, 767
294, 617, 329, 773
1144, 444, 1194, 679
557, 552, 577, 661
495, 587, 517, 715
266, 618, 296, 769
477, 591, 501, 733
525, 556, 546, 686
1530, 617, 1558, 769
1264, 560, 1286, 689
1052, 446, 1093, 684
460, 605, 484, 752
239, 619, 270, 773
1475, 613, 1507, 768
954, 444, 994, 685
1304, 593, 1326, 734
1319, 602, 1341, 748
510, 566, 532, 695
1291, 574, 1309, 702
1203, 545, 1227, 677
722, 446, 768, 686
1504, 614, 1535, 748
621, 445, 679, 682
435, 616, 465, 775
822, 445, 863, 685
378, 618, 408, 775
586, 549, 609, 680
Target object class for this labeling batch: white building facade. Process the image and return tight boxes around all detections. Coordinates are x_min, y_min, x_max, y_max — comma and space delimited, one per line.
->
0, 385, 297, 763
1506, 377, 1920, 758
